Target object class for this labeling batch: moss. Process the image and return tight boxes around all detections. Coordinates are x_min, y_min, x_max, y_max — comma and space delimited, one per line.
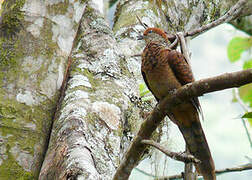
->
0, 95, 52, 179
113, 1, 163, 32
80, 0, 87, 4
0, 32, 24, 69
210, 4, 220, 22
0, 0, 25, 39
0, 39, 17, 67
84, 4, 96, 19
35, 19, 57, 60
124, 104, 142, 134
0, 143, 35, 180
85, 112, 100, 126
47, 1, 70, 15
0, 0, 26, 76
82, 69, 100, 88
113, 9, 139, 32
84, 4, 113, 36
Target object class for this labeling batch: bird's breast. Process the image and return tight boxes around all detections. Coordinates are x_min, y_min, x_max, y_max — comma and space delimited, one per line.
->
144, 63, 181, 100
141, 42, 182, 100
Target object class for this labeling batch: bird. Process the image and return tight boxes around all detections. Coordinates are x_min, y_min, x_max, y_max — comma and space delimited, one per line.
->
140, 27, 216, 180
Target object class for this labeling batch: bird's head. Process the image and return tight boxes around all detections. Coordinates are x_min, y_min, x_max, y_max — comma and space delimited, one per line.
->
138, 27, 170, 46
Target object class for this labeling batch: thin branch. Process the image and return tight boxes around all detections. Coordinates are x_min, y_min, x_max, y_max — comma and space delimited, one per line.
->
136, 14, 148, 29
141, 140, 200, 164
177, 31, 198, 180
134, 167, 157, 178
215, 163, 252, 174
234, 89, 252, 148
185, 0, 247, 37
166, 0, 248, 40
177, 32, 191, 65
112, 69, 252, 180
157, 163, 252, 180
184, 146, 197, 180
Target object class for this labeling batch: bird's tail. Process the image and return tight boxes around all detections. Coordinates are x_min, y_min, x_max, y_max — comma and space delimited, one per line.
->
171, 103, 216, 180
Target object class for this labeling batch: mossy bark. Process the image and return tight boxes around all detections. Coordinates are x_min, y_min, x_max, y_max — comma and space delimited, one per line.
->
0, 0, 251, 179
39, 0, 143, 179
0, 0, 86, 179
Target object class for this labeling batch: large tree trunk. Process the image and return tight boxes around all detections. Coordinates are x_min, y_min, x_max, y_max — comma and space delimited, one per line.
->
0, 0, 251, 179
0, 0, 86, 178
39, 1, 139, 179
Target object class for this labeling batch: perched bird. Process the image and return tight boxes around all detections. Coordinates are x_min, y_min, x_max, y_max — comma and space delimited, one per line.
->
140, 27, 216, 180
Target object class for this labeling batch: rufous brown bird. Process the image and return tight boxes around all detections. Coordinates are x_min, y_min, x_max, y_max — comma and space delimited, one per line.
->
140, 27, 216, 180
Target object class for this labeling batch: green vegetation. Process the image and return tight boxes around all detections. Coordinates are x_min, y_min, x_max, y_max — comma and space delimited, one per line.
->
227, 36, 252, 125
0, 0, 25, 39
227, 35, 252, 150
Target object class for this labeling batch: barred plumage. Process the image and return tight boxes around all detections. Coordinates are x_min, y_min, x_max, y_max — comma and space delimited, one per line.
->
141, 28, 216, 180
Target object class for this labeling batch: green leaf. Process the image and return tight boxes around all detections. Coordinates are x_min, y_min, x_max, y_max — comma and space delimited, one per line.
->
239, 84, 252, 107
227, 37, 252, 62
243, 59, 252, 70
248, 118, 252, 127
142, 96, 154, 102
139, 83, 151, 97
242, 112, 252, 118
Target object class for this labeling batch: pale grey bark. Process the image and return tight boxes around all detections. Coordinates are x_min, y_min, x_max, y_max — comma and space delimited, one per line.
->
0, 0, 251, 179
39, 0, 142, 179
0, 0, 85, 179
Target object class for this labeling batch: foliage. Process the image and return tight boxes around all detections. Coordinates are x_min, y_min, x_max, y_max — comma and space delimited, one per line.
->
227, 37, 252, 62
139, 83, 154, 101
227, 36, 252, 128
242, 112, 252, 127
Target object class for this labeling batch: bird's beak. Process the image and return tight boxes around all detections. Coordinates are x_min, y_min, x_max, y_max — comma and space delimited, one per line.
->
137, 35, 144, 40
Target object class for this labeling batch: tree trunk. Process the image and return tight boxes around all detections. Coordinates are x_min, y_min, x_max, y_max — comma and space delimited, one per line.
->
0, 0, 251, 179
0, 0, 86, 178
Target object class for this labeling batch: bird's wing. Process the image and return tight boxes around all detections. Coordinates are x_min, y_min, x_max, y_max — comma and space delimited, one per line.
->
166, 50, 203, 116
141, 70, 160, 102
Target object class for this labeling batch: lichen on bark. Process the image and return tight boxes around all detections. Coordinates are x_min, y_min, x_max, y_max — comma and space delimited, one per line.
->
0, 0, 86, 179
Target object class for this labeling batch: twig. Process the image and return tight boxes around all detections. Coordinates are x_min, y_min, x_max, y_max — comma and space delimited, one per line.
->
134, 167, 157, 178
112, 69, 252, 180
185, 0, 247, 37
136, 14, 148, 29
234, 89, 252, 148
166, 0, 248, 40
184, 146, 197, 180
177, 32, 191, 65
156, 163, 252, 180
141, 140, 200, 164
215, 163, 252, 174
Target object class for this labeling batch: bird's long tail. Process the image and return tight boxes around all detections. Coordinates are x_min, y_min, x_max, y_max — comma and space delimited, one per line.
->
170, 103, 216, 180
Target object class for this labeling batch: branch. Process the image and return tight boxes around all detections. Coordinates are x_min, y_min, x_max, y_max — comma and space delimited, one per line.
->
184, 146, 197, 180
185, 0, 247, 37
216, 163, 252, 174
141, 140, 200, 164
112, 69, 252, 180
157, 163, 252, 180
167, 0, 248, 41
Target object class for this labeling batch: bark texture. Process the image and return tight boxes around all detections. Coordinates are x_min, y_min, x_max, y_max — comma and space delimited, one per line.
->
0, 0, 85, 178
0, 0, 251, 179
39, 0, 143, 179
